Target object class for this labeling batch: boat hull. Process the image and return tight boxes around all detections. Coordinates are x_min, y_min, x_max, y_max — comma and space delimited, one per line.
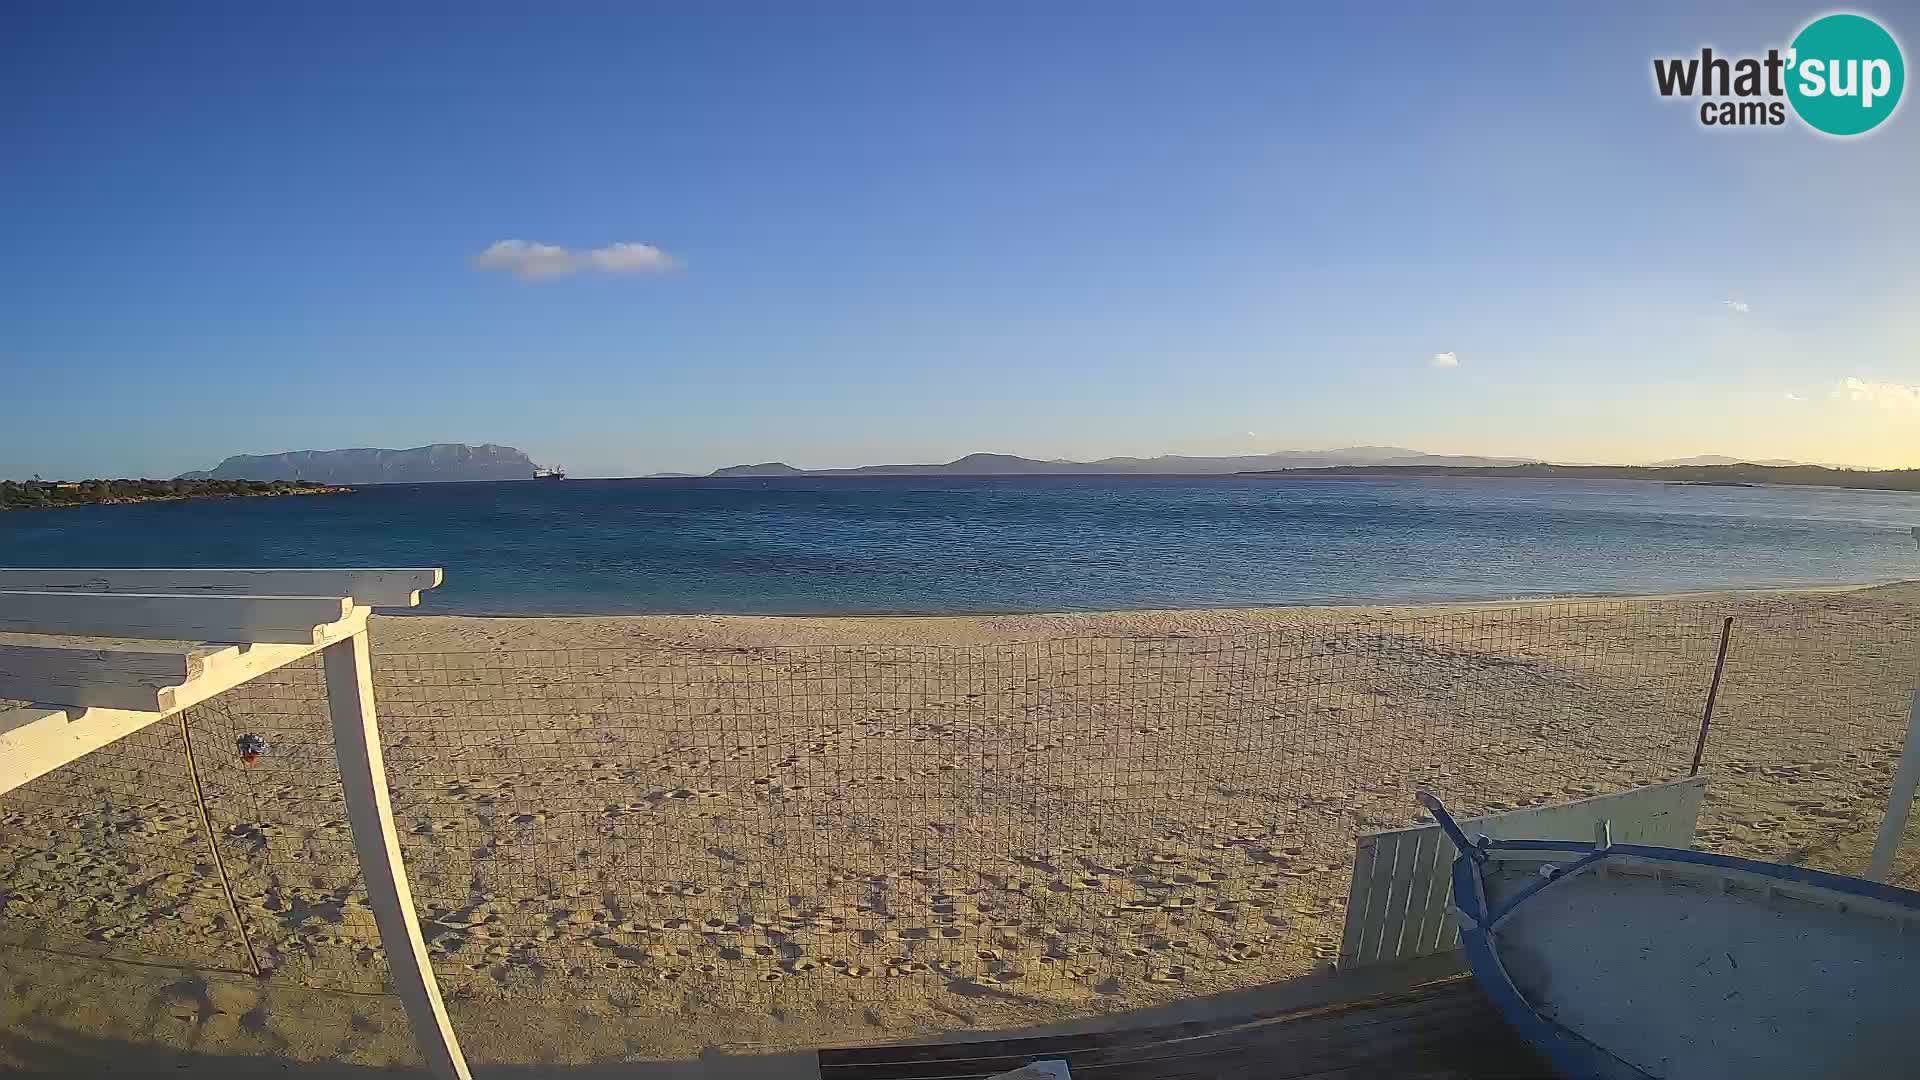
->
1431, 806, 1920, 1079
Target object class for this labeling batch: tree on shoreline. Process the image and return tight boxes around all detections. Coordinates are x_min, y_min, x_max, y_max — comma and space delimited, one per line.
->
0, 477, 345, 511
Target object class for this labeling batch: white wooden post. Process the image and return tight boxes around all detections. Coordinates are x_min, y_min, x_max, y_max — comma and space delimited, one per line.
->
324, 630, 471, 1080
1869, 688, 1920, 882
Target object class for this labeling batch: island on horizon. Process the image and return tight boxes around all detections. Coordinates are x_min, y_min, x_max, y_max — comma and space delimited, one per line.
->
180, 443, 548, 485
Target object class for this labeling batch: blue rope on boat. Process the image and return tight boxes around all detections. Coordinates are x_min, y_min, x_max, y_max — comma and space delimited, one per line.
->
1414, 791, 1486, 864
1417, 792, 1610, 926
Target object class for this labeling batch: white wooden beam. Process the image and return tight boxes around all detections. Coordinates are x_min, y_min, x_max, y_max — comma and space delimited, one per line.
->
0, 591, 353, 644
0, 568, 442, 609
1869, 688, 1920, 882
0, 608, 367, 715
324, 630, 470, 1080
0, 610, 367, 793
0, 644, 197, 712
0, 703, 172, 796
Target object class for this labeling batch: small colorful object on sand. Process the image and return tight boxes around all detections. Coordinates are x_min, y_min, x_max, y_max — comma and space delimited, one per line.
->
236, 733, 268, 765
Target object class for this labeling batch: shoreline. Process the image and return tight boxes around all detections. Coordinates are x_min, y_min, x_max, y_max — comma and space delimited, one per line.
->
0, 483, 350, 513
383, 578, 1913, 621
371, 579, 1920, 653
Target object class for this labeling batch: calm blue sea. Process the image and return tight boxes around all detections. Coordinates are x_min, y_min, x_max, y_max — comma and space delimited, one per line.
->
2, 477, 1916, 615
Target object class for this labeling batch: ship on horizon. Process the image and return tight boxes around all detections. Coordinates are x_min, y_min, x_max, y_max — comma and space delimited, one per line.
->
534, 466, 566, 480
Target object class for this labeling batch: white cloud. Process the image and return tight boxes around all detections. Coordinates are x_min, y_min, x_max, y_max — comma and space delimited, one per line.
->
586, 242, 677, 273
472, 240, 677, 280
1782, 391, 1806, 402
1724, 298, 1750, 314
1834, 376, 1920, 410
1429, 351, 1459, 368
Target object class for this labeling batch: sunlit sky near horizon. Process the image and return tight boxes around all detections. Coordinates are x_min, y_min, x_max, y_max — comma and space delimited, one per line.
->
3, 4, 1917, 480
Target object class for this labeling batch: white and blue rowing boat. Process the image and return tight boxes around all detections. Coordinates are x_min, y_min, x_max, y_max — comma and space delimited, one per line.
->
1420, 792, 1920, 1080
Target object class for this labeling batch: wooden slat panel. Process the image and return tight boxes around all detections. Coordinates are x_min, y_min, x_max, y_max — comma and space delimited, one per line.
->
0, 644, 197, 711
0, 568, 442, 608
1376, 824, 1428, 962
1388, 828, 1427, 959
0, 591, 353, 643
819, 978, 1544, 1079
1336, 838, 1378, 968
821, 981, 1484, 1068
1357, 826, 1400, 964
1411, 824, 1456, 956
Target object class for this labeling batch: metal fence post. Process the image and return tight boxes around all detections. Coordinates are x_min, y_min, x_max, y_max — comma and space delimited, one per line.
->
1690, 617, 1734, 777
1868, 687, 1920, 882
324, 629, 471, 1080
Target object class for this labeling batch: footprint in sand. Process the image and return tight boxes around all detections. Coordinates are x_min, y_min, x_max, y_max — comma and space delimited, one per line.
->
409, 819, 463, 835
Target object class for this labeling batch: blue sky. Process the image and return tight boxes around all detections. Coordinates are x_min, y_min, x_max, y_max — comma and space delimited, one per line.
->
3, 4, 1916, 478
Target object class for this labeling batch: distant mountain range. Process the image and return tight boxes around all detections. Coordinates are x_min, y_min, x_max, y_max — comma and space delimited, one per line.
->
709, 447, 1540, 477
1647, 455, 1835, 468
181, 443, 542, 484
173, 444, 1878, 485
1244, 462, 1920, 493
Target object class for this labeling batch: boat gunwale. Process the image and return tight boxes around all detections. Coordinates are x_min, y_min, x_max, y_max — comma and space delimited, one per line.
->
1447, 838, 1920, 1080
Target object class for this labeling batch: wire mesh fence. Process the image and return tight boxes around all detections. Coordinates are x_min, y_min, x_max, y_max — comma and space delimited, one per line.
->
367, 602, 1723, 1012
180, 655, 393, 993
0, 655, 390, 990
0, 711, 254, 974
1, 594, 1913, 1031
1693, 590, 1920, 873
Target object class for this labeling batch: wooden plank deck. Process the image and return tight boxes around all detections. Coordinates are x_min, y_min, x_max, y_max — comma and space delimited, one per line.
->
816, 977, 1545, 1079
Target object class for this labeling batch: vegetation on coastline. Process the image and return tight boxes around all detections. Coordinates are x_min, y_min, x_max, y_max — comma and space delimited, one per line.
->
0, 477, 350, 511
1242, 462, 1920, 493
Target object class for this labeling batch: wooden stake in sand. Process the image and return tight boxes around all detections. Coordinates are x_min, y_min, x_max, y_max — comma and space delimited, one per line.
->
1868, 687, 1920, 882
177, 710, 263, 977
1690, 617, 1735, 777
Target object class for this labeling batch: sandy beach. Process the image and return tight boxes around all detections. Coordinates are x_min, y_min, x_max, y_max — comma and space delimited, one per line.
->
3, 584, 1917, 1074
